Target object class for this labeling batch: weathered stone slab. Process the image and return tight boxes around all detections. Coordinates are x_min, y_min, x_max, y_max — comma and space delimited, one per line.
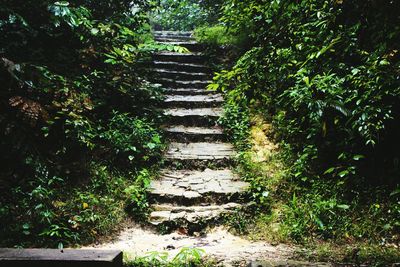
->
0, 249, 123, 267
155, 37, 195, 42
149, 202, 243, 225
154, 30, 193, 37
154, 31, 194, 42
164, 125, 224, 135
164, 108, 223, 118
153, 52, 204, 64
166, 142, 235, 160
163, 94, 223, 108
157, 78, 211, 89
164, 88, 212, 95
153, 61, 210, 73
163, 125, 225, 142
154, 32, 194, 41
154, 69, 209, 81
158, 41, 197, 45
164, 108, 223, 127
149, 169, 249, 203
164, 94, 223, 103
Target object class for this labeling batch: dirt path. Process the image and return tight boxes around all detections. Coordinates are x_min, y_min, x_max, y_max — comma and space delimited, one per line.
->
88, 223, 296, 266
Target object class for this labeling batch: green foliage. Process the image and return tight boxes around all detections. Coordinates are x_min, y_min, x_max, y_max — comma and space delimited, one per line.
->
194, 25, 238, 47
152, 0, 207, 31
218, 90, 250, 151
0, 162, 143, 246
223, 209, 252, 235
151, 0, 224, 31
100, 112, 163, 166
126, 247, 209, 267
0, 0, 167, 247
124, 169, 152, 219
278, 178, 400, 244
301, 242, 400, 267
211, 0, 400, 254
216, 0, 400, 185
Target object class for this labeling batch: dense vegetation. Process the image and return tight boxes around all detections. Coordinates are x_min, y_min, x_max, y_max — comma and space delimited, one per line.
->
0, 0, 170, 247
216, 0, 399, 236
1, 0, 399, 265
196, 0, 400, 263
151, 0, 222, 30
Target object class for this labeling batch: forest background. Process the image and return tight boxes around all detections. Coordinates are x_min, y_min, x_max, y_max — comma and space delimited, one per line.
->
1, 0, 399, 265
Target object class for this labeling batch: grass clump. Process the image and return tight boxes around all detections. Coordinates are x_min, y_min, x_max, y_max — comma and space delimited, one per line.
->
194, 25, 241, 47
125, 247, 216, 267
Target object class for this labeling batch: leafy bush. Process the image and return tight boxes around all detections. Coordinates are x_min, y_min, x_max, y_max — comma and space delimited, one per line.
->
100, 112, 163, 166
151, 0, 224, 31
0, 0, 166, 247
124, 169, 152, 220
194, 25, 238, 46
210, 0, 400, 245
218, 90, 250, 151
152, 0, 208, 31
126, 247, 211, 267
0, 162, 138, 247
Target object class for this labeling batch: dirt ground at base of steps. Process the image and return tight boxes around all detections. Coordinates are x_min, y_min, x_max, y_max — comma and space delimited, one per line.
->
84, 223, 296, 266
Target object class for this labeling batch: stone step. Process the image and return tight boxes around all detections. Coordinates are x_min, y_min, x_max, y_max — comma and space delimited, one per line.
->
155, 37, 195, 43
164, 107, 223, 126
163, 125, 225, 142
153, 69, 210, 81
157, 41, 204, 52
163, 94, 223, 108
154, 31, 194, 41
164, 88, 213, 96
149, 203, 243, 229
154, 30, 192, 36
157, 78, 211, 89
153, 61, 210, 73
166, 142, 235, 161
149, 169, 249, 205
153, 52, 204, 64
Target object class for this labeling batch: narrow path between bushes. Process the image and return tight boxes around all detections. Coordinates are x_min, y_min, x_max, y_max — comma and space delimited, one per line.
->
86, 31, 328, 267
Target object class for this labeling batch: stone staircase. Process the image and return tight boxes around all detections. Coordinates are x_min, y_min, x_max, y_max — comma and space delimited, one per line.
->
148, 31, 250, 233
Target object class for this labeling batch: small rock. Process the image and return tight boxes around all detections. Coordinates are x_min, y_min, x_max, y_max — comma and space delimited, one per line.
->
166, 245, 176, 250
183, 190, 202, 199
177, 227, 188, 235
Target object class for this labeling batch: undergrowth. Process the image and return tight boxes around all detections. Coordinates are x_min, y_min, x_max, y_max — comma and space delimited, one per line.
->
0, 161, 160, 248
194, 25, 241, 47
200, 0, 400, 265
220, 104, 400, 266
217, 60, 400, 265
0, 1, 170, 247
125, 247, 215, 267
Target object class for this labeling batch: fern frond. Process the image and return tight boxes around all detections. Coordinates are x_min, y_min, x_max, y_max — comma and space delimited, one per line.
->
9, 96, 49, 126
